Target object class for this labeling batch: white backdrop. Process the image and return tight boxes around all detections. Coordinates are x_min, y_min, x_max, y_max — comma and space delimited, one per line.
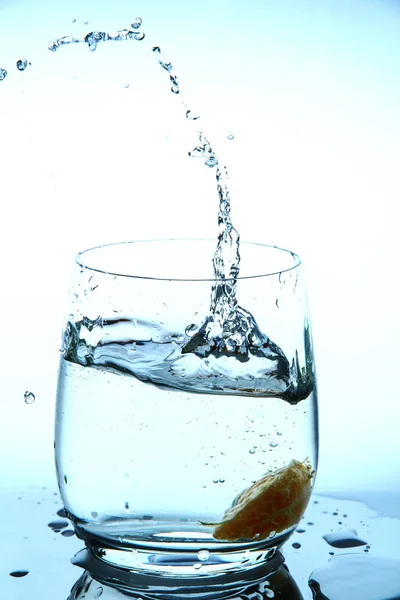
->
1, 0, 399, 495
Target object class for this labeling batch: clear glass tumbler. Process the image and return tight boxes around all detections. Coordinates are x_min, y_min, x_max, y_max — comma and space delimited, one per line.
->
55, 239, 318, 597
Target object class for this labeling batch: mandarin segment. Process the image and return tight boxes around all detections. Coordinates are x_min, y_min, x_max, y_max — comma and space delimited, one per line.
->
205, 459, 314, 541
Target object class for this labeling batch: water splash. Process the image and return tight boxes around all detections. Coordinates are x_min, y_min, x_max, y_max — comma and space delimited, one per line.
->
0, 68, 7, 81
53, 17, 314, 402
48, 27, 145, 53
16, 58, 28, 71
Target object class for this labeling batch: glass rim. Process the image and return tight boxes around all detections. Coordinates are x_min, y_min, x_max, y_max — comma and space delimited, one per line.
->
75, 238, 302, 281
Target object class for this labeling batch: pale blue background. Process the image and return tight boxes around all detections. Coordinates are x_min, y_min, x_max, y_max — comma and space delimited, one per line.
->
1, 0, 399, 496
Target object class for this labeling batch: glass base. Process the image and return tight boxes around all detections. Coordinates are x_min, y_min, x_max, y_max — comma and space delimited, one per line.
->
72, 543, 287, 599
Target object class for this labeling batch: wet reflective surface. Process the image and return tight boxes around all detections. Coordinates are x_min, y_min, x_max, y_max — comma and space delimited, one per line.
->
2, 486, 400, 599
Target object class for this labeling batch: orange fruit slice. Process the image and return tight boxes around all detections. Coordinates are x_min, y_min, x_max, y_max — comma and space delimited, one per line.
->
203, 459, 314, 541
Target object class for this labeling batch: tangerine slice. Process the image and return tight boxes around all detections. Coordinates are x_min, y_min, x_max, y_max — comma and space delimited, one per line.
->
203, 459, 314, 541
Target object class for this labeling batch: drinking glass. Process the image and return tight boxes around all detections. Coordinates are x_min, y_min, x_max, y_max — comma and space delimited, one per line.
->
55, 239, 318, 598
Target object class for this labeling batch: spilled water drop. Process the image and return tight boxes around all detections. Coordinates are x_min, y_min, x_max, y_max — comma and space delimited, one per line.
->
24, 391, 35, 404
322, 528, 367, 548
48, 520, 69, 532
309, 554, 400, 600
61, 529, 75, 537
292, 542, 301, 549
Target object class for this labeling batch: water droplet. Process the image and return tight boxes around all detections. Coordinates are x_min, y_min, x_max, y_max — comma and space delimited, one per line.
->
227, 131, 234, 140
61, 529, 75, 537
72, 18, 76, 23
124, 502, 130, 512
269, 441, 278, 448
296, 528, 306, 533
64, 475, 68, 484
134, 32, 145, 41
269, 531, 276, 539
185, 323, 198, 336
292, 542, 301, 549
213, 479, 219, 483
57, 508, 67, 518
193, 563, 202, 570
24, 391, 35, 404
277, 431, 283, 436
16, 58, 28, 71
152, 46, 161, 54
0, 68, 7, 81
265, 590, 274, 599
249, 448, 256, 454
322, 528, 367, 548
219, 478, 225, 483
91, 511, 98, 518
83, 20, 89, 25
94, 588, 104, 599
186, 109, 200, 120
205, 156, 218, 168
198, 549, 210, 561
129, 342, 137, 352
131, 17, 142, 29
124, 83, 130, 88
307, 522, 314, 526
48, 520, 69, 532
10, 570, 29, 578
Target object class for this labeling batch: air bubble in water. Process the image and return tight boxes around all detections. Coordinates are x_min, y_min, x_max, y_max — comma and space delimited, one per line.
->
16, 58, 28, 71
0, 68, 7, 81
24, 391, 35, 404
131, 17, 142, 29
197, 549, 210, 561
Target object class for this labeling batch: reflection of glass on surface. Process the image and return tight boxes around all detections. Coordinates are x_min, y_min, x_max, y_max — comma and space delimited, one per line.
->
55, 240, 318, 592
68, 552, 304, 599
